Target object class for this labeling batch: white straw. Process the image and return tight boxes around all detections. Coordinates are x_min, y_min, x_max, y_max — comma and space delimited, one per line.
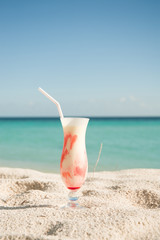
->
38, 87, 64, 118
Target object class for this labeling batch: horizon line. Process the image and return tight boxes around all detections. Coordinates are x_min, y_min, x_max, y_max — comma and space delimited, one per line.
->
0, 116, 160, 119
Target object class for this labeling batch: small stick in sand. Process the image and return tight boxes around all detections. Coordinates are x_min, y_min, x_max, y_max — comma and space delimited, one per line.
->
93, 143, 103, 178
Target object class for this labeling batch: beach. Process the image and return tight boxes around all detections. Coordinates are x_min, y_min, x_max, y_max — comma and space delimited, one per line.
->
0, 167, 160, 239
1, 0, 160, 238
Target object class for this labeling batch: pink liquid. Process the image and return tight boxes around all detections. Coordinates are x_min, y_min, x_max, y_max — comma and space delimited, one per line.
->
68, 187, 80, 190
60, 118, 89, 190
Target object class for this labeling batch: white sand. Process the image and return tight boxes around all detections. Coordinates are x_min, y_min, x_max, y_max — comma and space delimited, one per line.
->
0, 168, 160, 240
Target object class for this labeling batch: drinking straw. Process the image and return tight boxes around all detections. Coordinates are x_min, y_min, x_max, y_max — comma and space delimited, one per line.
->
38, 87, 64, 118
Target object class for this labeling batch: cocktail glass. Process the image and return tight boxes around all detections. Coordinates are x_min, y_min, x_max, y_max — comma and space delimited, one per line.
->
60, 117, 89, 208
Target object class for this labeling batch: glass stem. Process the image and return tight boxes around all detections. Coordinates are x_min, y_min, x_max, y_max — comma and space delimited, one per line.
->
68, 190, 79, 208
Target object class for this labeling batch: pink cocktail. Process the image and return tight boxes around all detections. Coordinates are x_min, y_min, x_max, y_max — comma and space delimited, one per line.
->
60, 117, 89, 208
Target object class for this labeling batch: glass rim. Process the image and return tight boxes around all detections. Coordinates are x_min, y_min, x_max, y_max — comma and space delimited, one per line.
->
60, 117, 90, 120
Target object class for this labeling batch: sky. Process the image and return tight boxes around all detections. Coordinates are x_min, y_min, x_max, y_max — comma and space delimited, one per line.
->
0, 0, 160, 117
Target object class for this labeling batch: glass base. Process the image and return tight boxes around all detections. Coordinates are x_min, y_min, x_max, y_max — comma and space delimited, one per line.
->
61, 189, 85, 209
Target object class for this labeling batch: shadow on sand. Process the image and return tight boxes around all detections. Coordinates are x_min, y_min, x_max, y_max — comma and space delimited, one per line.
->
0, 204, 54, 210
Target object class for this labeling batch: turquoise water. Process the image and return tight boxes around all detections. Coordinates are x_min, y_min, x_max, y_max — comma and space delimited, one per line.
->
0, 117, 160, 173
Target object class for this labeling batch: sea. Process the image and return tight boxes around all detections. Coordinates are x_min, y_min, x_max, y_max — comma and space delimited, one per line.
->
0, 117, 160, 173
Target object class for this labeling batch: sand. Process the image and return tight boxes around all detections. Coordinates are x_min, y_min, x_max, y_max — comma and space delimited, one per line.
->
0, 168, 160, 240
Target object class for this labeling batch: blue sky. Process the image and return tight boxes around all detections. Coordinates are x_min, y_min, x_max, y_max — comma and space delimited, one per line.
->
0, 0, 160, 117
